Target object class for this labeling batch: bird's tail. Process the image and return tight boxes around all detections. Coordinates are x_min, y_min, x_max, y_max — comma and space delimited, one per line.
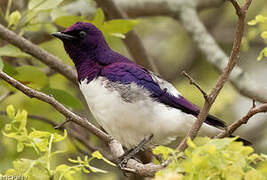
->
205, 114, 226, 128
230, 135, 252, 146
204, 114, 251, 145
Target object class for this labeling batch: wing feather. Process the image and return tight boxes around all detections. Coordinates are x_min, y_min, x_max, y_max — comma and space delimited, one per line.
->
101, 62, 225, 128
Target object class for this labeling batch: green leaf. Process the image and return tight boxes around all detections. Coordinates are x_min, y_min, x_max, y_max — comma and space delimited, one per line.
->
2, 62, 17, 76
88, 166, 107, 173
38, 39, 73, 65
54, 15, 89, 28
17, 110, 27, 131
187, 137, 196, 149
68, 158, 79, 164
34, 138, 48, 152
14, 65, 49, 89
255, 15, 266, 23
8, 10, 21, 27
55, 164, 76, 180
92, 151, 116, 166
0, 57, 4, 70
92, 151, 103, 159
5, 169, 17, 176
5, 124, 12, 131
103, 19, 138, 35
248, 19, 257, 26
82, 166, 90, 174
257, 47, 267, 61
153, 145, 175, 160
28, 0, 64, 11
261, 31, 267, 39
27, 165, 51, 180
29, 130, 51, 139
29, 130, 51, 152
248, 15, 267, 25
0, 44, 30, 58
108, 33, 125, 39
41, 87, 83, 109
6, 104, 15, 118
22, 23, 42, 32
44, 23, 57, 33
53, 129, 68, 142
92, 8, 105, 27
17, 142, 24, 152
55, 164, 71, 172
2, 132, 18, 139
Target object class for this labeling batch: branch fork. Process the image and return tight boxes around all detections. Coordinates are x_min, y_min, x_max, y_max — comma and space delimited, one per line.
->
177, 0, 253, 152
0, 0, 259, 177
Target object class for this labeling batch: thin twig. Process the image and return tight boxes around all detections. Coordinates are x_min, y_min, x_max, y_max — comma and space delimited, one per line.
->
54, 118, 71, 129
177, 0, 252, 152
177, 1, 267, 103
229, 0, 242, 16
216, 103, 267, 138
182, 71, 209, 101
252, 99, 256, 108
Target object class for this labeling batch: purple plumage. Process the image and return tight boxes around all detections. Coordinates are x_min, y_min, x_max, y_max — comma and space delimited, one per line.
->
52, 22, 251, 148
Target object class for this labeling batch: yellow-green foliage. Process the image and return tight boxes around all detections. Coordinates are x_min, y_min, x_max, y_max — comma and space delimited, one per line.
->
153, 137, 267, 180
248, 15, 267, 60
2, 105, 115, 180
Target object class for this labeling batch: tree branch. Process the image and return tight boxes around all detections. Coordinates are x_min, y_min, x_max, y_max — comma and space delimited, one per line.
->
177, 0, 252, 151
94, 0, 159, 74
0, 24, 77, 83
0, 70, 164, 176
216, 103, 267, 138
174, 0, 267, 103
182, 71, 209, 101
0, 70, 110, 142
62, 0, 226, 18
108, 0, 267, 103
0, 111, 103, 155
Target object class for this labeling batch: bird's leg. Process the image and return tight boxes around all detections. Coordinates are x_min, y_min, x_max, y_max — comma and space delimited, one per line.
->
117, 134, 153, 169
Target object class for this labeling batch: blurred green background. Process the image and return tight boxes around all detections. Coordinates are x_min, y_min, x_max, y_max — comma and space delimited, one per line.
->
0, 0, 266, 179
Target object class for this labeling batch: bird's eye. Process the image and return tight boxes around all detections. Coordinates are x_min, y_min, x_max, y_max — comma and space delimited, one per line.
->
79, 31, 86, 38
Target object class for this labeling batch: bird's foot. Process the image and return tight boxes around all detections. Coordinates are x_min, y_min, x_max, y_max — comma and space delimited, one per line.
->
117, 134, 153, 170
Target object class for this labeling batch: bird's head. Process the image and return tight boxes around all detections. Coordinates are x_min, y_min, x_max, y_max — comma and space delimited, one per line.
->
52, 22, 109, 63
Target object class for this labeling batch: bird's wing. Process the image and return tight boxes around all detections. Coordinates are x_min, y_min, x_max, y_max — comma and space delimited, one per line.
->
101, 62, 225, 128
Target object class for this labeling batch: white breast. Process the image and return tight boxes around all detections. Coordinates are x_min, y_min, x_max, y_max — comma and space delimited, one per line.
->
79, 77, 221, 148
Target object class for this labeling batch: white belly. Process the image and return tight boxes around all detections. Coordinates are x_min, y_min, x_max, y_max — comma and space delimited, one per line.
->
79, 77, 221, 148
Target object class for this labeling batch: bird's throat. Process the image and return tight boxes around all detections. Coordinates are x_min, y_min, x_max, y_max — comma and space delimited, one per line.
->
76, 59, 102, 83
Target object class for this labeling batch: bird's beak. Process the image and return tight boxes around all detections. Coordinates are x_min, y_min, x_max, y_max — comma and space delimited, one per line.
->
51, 32, 77, 41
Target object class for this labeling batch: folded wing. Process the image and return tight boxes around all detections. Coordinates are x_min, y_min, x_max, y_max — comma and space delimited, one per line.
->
101, 62, 226, 128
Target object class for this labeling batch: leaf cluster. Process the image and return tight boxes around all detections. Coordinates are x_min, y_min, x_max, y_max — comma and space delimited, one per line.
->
247, 15, 267, 60
153, 137, 267, 180
1, 105, 114, 180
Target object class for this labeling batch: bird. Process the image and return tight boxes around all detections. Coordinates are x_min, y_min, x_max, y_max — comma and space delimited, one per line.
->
52, 22, 249, 151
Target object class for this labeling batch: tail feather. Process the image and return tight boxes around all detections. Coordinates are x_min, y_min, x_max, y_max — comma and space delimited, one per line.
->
205, 114, 226, 128
230, 135, 252, 146
204, 115, 252, 146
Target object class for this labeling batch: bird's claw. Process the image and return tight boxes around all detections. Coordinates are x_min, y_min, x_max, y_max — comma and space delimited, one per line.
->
117, 134, 153, 170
